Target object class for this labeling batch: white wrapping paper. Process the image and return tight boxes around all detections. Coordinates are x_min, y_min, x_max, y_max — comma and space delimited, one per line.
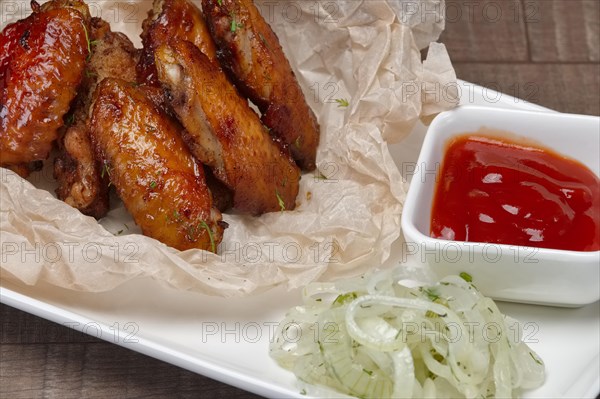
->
0, 0, 458, 296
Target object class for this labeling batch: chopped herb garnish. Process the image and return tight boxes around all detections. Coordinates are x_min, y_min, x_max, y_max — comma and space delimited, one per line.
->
101, 162, 111, 186
116, 229, 123, 235
294, 136, 302, 149
259, 32, 271, 51
149, 181, 157, 189
422, 287, 440, 302
335, 98, 349, 108
459, 272, 473, 282
529, 351, 543, 365
200, 220, 216, 253
299, 389, 307, 396
430, 349, 444, 363
425, 310, 438, 318
167, 210, 182, 223
333, 292, 358, 306
230, 11, 242, 32
81, 22, 92, 61
363, 369, 373, 376
276, 189, 286, 212
314, 170, 328, 180
217, 0, 222, 5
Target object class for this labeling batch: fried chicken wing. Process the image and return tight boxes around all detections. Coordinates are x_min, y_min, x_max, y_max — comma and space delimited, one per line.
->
202, 0, 320, 171
138, 0, 217, 86
89, 78, 224, 252
0, 0, 90, 176
155, 40, 300, 215
53, 17, 139, 218
54, 123, 110, 218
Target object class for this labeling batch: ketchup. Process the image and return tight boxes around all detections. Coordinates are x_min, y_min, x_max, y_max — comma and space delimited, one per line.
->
430, 135, 600, 251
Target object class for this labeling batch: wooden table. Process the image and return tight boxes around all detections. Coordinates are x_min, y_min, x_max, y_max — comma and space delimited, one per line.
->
1, 1, 599, 397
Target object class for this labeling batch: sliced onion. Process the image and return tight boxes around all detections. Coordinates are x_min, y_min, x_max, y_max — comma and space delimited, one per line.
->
270, 268, 546, 398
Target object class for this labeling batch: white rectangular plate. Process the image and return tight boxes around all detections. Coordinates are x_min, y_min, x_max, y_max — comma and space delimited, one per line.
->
2, 82, 599, 398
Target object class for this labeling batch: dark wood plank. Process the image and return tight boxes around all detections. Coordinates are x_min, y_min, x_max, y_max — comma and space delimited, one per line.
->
440, 0, 529, 62
1, 304, 101, 344
454, 63, 600, 115
0, 342, 262, 399
0, 345, 47, 398
526, 0, 600, 62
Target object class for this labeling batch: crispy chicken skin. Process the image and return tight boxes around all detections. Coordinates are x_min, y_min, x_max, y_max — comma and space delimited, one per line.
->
138, 0, 217, 86
0, 0, 90, 176
54, 18, 139, 218
89, 78, 224, 252
155, 40, 300, 215
202, 0, 320, 171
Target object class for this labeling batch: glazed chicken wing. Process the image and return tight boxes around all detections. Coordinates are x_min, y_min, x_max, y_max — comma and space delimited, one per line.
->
89, 78, 224, 252
54, 18, 139, 218
202, 0, 320, 171
155, 40, 300, 215
136, 0, 236, 211
138, 0, 217, 86
0, 0, 90, 176
54, 122, 110, 218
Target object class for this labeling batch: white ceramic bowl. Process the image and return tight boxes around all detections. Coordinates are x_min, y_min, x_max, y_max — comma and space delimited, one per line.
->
401, 105, 600, 307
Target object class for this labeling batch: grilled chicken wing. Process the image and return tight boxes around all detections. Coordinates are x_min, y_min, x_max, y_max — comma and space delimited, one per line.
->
155, 40, 300, 215
54, 18, 139, 218
0, 0, 90, 176
89, 78, 224, 252
138, 0, 217, 86
135, 0, 238, 211
54, 122, 110, 218
202, 0, 320, 171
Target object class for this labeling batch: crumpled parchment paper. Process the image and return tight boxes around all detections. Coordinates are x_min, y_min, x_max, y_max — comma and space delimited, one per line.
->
0, 0, 458, 297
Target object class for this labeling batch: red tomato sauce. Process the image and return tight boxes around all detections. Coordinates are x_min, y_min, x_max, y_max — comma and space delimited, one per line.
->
430, 135, 600, 251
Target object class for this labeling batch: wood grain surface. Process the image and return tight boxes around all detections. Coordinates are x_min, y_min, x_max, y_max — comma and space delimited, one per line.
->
1, 1, 599, 398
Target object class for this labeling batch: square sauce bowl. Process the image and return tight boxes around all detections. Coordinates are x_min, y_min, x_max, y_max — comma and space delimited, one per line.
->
401, 105, 600, 307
